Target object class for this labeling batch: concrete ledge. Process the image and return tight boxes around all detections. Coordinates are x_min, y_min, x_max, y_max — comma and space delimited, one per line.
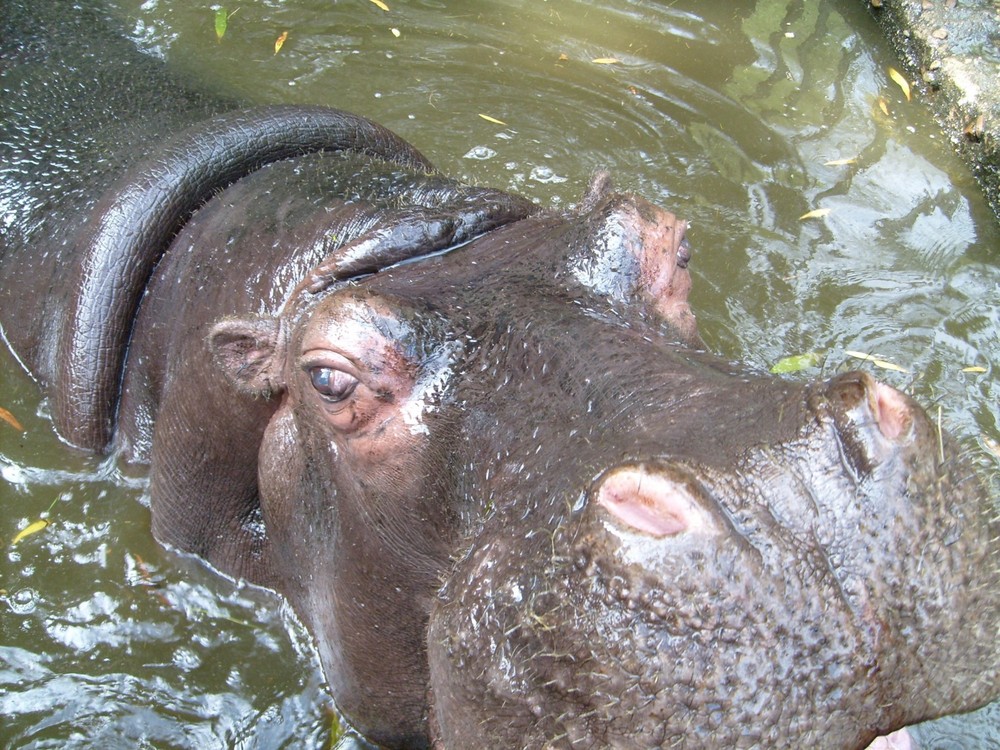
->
865, 0, 1000, 221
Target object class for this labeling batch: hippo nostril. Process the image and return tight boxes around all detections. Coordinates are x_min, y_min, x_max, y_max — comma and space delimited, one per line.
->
594, 464, 714, 538
827, 372, 914, 444
822, 372, 917, 475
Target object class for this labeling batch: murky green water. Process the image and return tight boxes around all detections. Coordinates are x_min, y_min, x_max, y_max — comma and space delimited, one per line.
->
3, 0, 999, 747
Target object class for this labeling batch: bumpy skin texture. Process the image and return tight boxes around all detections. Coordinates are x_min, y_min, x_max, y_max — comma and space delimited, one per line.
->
211, 181, 1000, 748
3, 4, 1000, 750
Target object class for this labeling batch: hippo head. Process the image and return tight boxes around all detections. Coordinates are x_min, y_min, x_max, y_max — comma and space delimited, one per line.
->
209, 181, 1000, 749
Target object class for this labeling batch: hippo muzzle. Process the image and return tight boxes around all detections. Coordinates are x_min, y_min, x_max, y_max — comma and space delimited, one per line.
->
427, 366, 999, 749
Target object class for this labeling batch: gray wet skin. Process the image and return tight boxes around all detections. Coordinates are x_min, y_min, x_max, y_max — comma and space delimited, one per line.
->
2, 3, 999, 748
206, 169, 1000, 749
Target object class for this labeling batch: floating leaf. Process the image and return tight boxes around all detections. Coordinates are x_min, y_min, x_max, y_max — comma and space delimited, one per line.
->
557, 52, 569, 61
844, 350, 910, 373
0, 406, 23, 432
888, 67, 911, 101
962, 365, 988, 373
824, 157, 857, 166
771, 352, 822, 374
214, 7, 228, 41
369, 0, 389, 10
877, 96, 890, 117
799, 208, 832, 220
274, 30, 288, 54
390, 27, 400, 37
478, 113, 507, 126
132, 553, 172, 606
592, 57, 620, 65
12, 519, 48, 546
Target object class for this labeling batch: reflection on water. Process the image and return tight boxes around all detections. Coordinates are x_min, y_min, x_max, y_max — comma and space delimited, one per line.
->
2, 0, 998, 746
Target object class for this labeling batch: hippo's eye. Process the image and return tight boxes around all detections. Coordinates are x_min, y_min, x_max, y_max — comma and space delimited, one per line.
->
308, 366, 358, 403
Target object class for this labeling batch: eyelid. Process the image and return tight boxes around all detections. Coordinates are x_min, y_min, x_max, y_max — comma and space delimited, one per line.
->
297, 349, 359, 377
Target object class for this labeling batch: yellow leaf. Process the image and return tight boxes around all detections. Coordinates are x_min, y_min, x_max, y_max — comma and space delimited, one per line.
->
961, 365, 987, 373
799, 208, 832, 220
877, 96, 890, 117
558, 53, 569, 61
844, 350, 910, 373
0, 406, 23, 432
592, 57, 620, 65
478, 113, 507, 126
823, 157, 857, 166
274, 30, 288, 54
888, 67, 911, 101
369, 0, 389, 10
12, 519, 48, 546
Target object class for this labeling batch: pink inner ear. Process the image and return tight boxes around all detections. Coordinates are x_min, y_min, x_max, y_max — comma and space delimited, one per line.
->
596, 467, 705, 537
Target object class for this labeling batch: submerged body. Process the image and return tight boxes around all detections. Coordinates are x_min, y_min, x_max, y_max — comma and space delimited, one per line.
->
2, 2, 999, 749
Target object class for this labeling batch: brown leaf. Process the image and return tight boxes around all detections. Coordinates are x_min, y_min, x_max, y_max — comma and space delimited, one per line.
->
0, 406, 23, 432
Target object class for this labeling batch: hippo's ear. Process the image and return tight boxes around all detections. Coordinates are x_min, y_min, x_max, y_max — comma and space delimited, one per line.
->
208, 317, 284, 399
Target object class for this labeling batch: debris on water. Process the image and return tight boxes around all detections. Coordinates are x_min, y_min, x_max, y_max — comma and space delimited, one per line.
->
214, 7, 229, 42
592, 57, 621, 65
10, 495, 62, 547
888, 67, 912, 101
274, 31, 288, 55
799, 208, 832, 220
478, 113, 507, 126
11, 519, 49, 546
844, 350, 910, 373
824, 157, 857, 166
0, 405, 24, 432
961, 365, 988, 373
369, 0, 389, 11
770, 352, 822, 374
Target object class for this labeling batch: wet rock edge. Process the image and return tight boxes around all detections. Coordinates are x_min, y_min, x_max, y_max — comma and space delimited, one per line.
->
863, 0, 1000, 223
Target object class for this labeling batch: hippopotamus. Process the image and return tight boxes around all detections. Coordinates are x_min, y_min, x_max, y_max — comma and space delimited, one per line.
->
2, 2, 999, 749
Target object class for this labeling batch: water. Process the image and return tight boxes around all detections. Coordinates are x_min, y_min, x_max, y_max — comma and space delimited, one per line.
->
2, 0, 999, 747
